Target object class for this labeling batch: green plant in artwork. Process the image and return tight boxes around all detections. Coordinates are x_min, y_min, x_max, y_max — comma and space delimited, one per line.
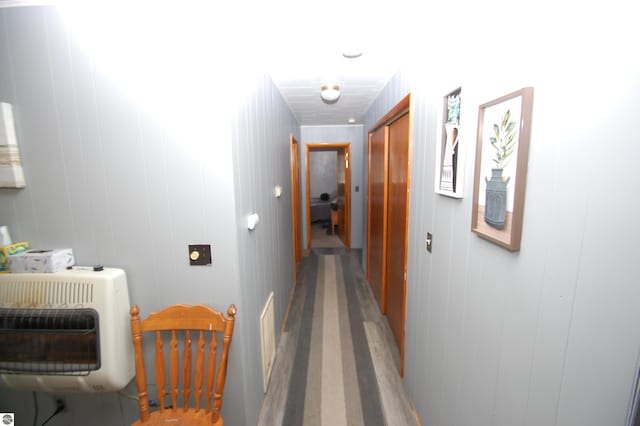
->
490, 109, 517, 169
447, 94, 460, 124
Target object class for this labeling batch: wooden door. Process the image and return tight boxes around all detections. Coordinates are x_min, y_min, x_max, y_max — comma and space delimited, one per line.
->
367, 93, 411, 376
367, 126, 389, 311
290, 135, 301, 265
385, 113, 410, 359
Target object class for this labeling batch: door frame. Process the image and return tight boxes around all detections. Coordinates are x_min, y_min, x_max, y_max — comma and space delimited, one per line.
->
290, 134, 302, 271
305, 143, 351, 249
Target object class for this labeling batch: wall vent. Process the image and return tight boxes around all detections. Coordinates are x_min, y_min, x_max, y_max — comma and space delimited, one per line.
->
259, 291, 276, 393
0, 280, 94, 306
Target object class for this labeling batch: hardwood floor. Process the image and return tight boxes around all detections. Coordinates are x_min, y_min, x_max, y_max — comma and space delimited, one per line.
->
310, 221, 345, 248
258, 249, 419, 426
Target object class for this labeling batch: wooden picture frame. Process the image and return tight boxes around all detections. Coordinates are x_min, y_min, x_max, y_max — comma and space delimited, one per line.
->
435, 87, 463, 198
471, 87, 534, 251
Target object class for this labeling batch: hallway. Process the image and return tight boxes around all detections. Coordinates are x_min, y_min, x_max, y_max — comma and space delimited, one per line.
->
258, 249, 419, 425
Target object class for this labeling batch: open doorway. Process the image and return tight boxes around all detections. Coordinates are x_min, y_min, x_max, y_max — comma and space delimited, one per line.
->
305, 143, 351, 249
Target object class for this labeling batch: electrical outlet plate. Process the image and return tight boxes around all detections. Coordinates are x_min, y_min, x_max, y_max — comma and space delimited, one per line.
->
54, 396, 67, 412
189, 244, 212, 266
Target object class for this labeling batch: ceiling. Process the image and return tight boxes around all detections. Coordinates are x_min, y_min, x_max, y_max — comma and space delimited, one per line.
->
268, 50, 400, 126
0, 2, 406, 127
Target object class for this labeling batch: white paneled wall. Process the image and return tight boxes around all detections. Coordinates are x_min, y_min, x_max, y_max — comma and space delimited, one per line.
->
363, 11, 640, 426
231, 73, 300, 425
309, 151, 338, 198
361, 74, 411, 268
0, 6, 246, 426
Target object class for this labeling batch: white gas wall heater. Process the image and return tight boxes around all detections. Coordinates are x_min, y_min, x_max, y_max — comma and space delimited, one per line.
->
0, 267, 134, 392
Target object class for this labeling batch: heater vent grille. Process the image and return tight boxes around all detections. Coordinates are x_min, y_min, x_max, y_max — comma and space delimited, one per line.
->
0, 280, 94, 307
260, 292, 276, 393
0, 308, 100, 375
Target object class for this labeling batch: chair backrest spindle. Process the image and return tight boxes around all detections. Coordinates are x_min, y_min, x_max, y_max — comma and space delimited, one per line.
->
169, 330, 179, 411
205, 331, 217, 413
183, 330, 192, 409
155, 331, 165, 413
194, 330, 205, 411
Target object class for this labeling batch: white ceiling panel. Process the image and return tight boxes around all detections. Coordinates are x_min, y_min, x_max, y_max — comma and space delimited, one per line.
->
268, 50, 399, 125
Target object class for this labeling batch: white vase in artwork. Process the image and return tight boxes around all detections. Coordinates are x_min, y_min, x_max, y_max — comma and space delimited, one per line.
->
439, 123, 459, 192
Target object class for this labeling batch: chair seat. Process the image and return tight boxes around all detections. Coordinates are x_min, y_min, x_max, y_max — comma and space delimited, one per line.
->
131, 408, 223, 426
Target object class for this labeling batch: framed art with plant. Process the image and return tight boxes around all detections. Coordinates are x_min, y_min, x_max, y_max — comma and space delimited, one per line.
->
471, 87, 534, 251
435, 87, 464, 198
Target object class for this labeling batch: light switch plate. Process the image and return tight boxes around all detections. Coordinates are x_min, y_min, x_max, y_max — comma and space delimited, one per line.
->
189, 244, 212, 265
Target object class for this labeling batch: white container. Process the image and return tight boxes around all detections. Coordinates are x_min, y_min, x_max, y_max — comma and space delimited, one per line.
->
0, 226, 11, 246
8, 248, 74, 273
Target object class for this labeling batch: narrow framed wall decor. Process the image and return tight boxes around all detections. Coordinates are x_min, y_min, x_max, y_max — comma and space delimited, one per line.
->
435, 87, 463, 198
471, 87, 534, 251
0, 102, 25, 188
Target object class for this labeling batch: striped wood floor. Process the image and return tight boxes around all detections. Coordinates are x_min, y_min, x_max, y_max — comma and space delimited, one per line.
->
258, 249, 419, 426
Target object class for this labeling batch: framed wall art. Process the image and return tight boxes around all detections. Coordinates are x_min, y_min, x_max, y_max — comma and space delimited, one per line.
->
0, 102, 25, 188
435, 87, 463, 198
471, 87, 534, 251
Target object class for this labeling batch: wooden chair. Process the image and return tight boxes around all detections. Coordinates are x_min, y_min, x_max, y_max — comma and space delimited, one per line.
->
129, 303, 237, 426
330, 208, 338, 235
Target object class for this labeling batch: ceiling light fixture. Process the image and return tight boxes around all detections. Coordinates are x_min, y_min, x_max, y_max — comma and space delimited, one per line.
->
320, 85, 340, 103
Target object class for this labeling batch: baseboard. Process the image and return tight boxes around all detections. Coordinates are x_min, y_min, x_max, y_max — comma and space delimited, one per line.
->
280, 261, 301, 335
